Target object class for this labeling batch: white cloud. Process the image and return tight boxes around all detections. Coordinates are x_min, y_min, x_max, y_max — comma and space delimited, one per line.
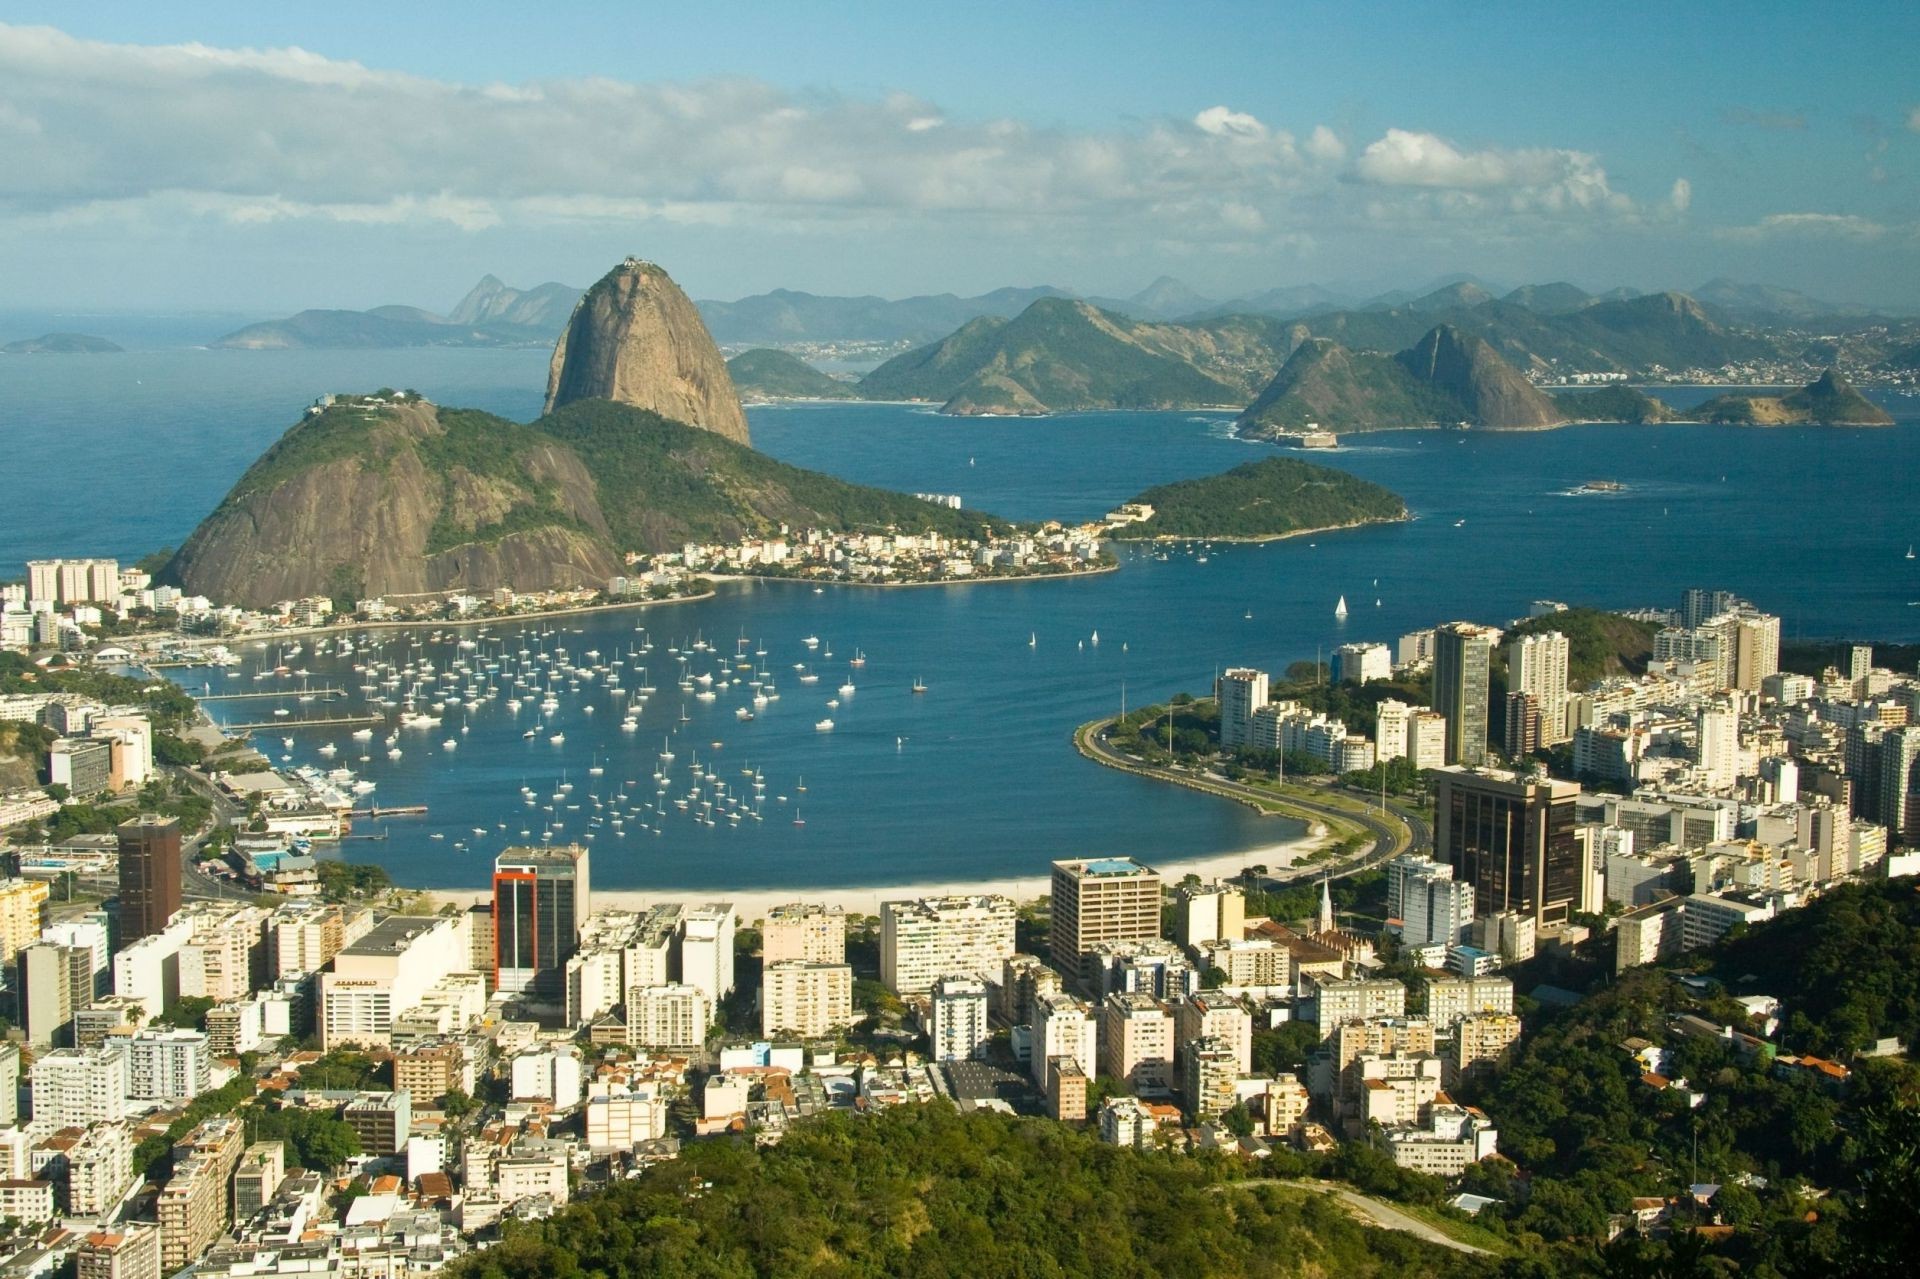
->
1669, 178, 1692, 213
1305, 125, 1345, 163
1193, 106, 1266, 139
1352, 128, 1633, 215
1714, 212, 1902, 242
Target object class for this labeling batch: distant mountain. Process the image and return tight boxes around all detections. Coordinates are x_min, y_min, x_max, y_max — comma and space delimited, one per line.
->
2, 332, 122, 354
1501, 283, 1595, 315
1401, 281, 1494, 313
1235, 324, 1567, 436
214, 273, 582, 350
447, 275, 584, 330
1689, 369, 1894, 425
857, 297, 1296, 415
1124, 276, 1218, 319
727, 349, 861, 400
1690, 278, 1867, 324
694, 286, 1072, 346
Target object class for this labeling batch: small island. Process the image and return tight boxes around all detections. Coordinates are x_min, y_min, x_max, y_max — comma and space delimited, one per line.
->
1104, 456, 1408, 541
725, 348, 863, 400
2, 332, 123, 355
1689, 368, 1894, 426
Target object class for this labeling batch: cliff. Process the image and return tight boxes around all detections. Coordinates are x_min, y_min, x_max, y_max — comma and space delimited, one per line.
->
544, 258, 751, 444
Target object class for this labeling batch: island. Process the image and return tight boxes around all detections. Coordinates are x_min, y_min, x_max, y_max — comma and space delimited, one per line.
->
2, 332, 123, 354
1103, 456, 1408, 541
725, 348, 863, 400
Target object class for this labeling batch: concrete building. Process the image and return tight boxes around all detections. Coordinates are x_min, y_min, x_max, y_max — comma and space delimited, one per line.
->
1424, 975, 1515, 1032
1032, 993, 1099, 1086
1507, 631, 1571, 745
584, 1090, 667, 1153
1047, 1056, 1088, 1124
156, 1117, 244, 1271
1216, 668, 1270, 750
1174, 991, 1254, 1076
761, 903, 846, 964
77, 1224, 162, 1279
1172, 880, 1245, 949
126, 1029, 210, 1102
1314, 978, 1407, 1038
1050, 858, 1162, 986
394, 1040, 474, 1104
1409, 709, 1450, 770
30, 1046, 127, 1128
0, 1044, 16, 1126
231, 1141, 286, 1221
491, 845, 591, 998
1375, 699, 1415, 764
319, 914, 469, 1049
1433, 622, 1500, 766
1453, 1013, 1522, 1086
1183, 1037, 1240, 1121
116, 816, 181, 944
677, 904, 737, 1006
761, 961, 853, 1038
1099, 993, 1175, 1095
67, 1121, 135, 1217
626, 983, 711, 1050
0, 878, 50, 966
17, 941, 80, 1046
1435, 767, 1582, 928
343, 1092, 414, 1157
1333, 642, 1393, 686
880, 895, 1016, 994
1398, 862, 1474, 949
929, 977, 991, 1062
510, 1048, 583, 1109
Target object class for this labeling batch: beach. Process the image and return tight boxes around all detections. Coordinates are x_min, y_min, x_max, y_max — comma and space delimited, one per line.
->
423, 832, 1324, 923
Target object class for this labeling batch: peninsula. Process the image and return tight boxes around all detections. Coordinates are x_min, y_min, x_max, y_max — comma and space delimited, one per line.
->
2, 332, 122, 354
1689, 368, 1895, 425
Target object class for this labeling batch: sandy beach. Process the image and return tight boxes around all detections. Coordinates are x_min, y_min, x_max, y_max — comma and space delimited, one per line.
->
424, 830, 1325, 924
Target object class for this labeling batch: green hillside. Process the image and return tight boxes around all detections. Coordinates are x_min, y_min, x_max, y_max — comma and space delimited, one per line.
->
1549, 386, 1676, 423
449, 1104, 1470, 1279
1500, 608, 1658, 684
725, 348, 861, 399
1109, 457, 1407, 540
1690, 369, 1894, 425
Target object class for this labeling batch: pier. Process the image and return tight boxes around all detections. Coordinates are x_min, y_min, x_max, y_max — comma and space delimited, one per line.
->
223, 714, 385, 731
349, 805, 428, 818
199, 687, 348, 701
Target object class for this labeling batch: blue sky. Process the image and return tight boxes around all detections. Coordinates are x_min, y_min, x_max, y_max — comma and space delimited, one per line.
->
2, 2, 1915, 311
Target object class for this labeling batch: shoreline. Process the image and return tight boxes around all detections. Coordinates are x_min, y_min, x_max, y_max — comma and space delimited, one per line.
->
1111, 513, 1410, 546
712, 560, 1122, 590
416, 837, 1320, 923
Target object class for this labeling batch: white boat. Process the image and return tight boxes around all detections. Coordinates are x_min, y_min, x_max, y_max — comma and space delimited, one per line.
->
802, 635, 820, 648
1334, 595, 1349, 618
549, 733, 565, 744
442, 739, 457, 750
815, 718, 835, 732
838, 680, 856, 696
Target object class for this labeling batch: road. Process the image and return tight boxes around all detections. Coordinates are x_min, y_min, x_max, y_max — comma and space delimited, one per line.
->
1075, 717, 1430, 889
165, 763, 263, 902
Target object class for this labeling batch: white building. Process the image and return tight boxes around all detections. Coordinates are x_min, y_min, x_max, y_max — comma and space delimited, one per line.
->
509, 1047, 583, 1109
929, 977, 991, 1062
761, 961, 853, 1038
1216, 669, 1270, 749
626, 983, 711, 1050
319, 914, 470, 1049
1031, 994, 1099, 1086
880, 895, 1016, 994
677, 905, 737, 1006
1508, 632, 1571, 744
30, 1047, 127, 1128
1332, 643, 1392, 686
126, 1029, 211, 1102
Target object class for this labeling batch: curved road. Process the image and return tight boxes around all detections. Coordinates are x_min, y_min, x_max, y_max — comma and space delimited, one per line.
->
1076, 717, 1430, 889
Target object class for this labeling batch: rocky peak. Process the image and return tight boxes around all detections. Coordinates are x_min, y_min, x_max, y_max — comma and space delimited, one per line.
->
544, 258, 750, 445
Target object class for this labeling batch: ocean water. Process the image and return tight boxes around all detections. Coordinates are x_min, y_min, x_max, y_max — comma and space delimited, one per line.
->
3, 346, 1917, 890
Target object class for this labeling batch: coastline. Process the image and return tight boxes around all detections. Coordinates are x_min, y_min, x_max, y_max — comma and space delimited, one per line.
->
417, 835, 1320, 923
1111, 513, 1410, 546
711, 560, 1122, 591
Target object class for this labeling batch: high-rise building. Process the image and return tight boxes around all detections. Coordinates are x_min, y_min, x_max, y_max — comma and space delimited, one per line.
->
1849, 645, 1874, 686
492, 845, 590, 997
1432, 623, 1499, 766
77, 1224, 162, 1279
624, 983, 711, 1049
126, 1029, 211, 1102
1099, 993, 1175, 1095
1332, 643, 1392, 686
677, 904, 737, 1005
1880, 726, 1920, 844
761, 903, 846, 965
0, 878, 50, 966
1680, 588, 1740, 629
1032, 993, 1099, 1086
1400, 865, 1475, 949
116, 816, 181, 945
1503, 693, 1542, 758
1375, 699, 1414, 763
1724, 612, 1780, 692
16, 941, 77, 1046
880, 895, 1016, 994
1173, 991, 1253, 1076
1050, 858, 1161, 987
1435, 768, 1582, 927
929, 977, 991, 1062
1171, 881, 1245, 949
1215, 669, 1269, 750
0, 1044, 17, 1126
1507, 631, 1570, 744
1696, 705, 1739, 791
760, 961, 852, 1038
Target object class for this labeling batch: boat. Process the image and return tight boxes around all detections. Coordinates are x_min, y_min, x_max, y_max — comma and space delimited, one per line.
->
911, 677, 927, 694
1909, 545, 1916, 560
816, 718, 834, 731
550, 733, 565, 744
1028, 632, 1036, 648
522, 729, 537, 739
1334, 595, 1348, 619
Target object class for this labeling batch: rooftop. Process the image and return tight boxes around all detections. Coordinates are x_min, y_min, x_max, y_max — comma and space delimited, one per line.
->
340, 915, 447, 956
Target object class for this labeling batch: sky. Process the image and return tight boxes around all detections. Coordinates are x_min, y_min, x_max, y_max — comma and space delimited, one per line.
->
2, 1, 1917, 314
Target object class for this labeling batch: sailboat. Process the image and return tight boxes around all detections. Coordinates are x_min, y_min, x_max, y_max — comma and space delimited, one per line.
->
1908, 545, 1915, 560
911, 677, 927, 694
1028, 632, 1036, 648
1334, 595, 1349, 619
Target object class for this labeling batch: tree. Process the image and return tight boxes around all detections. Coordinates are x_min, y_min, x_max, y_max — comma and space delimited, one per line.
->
440, 1088, 478, 1118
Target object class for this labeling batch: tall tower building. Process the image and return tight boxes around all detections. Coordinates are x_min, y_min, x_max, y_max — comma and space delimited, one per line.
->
117, 816, 182, 945
1434, 768, 1582, 928
1050, 858, 1162, 988
1880, 726, 1920, 844
1215, 669, 1270, 750
1507, 631, 1570, 744
1696, 705, 1739, 791
492, 845, 591, 997
1433, 623, 1499, 767
1680, 588, 1739, 628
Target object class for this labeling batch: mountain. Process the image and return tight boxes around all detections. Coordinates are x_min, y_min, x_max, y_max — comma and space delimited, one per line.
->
1124, 276, 1217, 319
1106, 457, 1407, 540
447, 275, 583, 329
1401, 281, 1494, 313
1500, 282, 1593, 315
212, 275, 581, 349
857, 297, 1294, 414
1550, 385, 1676, 423
1236, 324, 1566, 436
726, 349, 860, 400
2, 332, 122, 354
1690, 277, 1867, 323
544, 258, 751, 444
1689, 368, 1895, 425
163, 394, 996, 608
694, 285, 1072, 346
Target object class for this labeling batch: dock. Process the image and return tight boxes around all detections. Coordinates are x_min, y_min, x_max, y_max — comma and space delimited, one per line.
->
199, 687, 348, 701
223, 714, 385, 731
349, 805, 427, 818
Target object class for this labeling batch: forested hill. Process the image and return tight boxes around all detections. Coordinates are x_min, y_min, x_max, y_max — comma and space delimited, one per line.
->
450, 1105, 1469, 1279
1107, 457, 1408, 541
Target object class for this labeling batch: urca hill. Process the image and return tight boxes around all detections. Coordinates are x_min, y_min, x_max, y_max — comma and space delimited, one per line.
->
165, 260, 994, 608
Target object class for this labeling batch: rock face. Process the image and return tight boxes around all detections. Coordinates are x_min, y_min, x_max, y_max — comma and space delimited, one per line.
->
544, 258, 751, 444
1394, 325, 1565, 430
1691, 368, 1894, 426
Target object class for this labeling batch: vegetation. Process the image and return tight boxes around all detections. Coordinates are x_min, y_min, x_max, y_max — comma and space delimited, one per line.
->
1780, 639, 1920, 679
0, 651, 200, 732
451, 1103, 1470, 1279
1549, 385, 1676, 423
726, 348, 861, 399
316, 859, 392, 901
1500, 608, 1658, 686
1106, 457, 1407, 541
1690, 369, 1893, 426
246, 1102, 363, 1171
1237, 339, 1463, 434
132, 1075, 258, 1176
